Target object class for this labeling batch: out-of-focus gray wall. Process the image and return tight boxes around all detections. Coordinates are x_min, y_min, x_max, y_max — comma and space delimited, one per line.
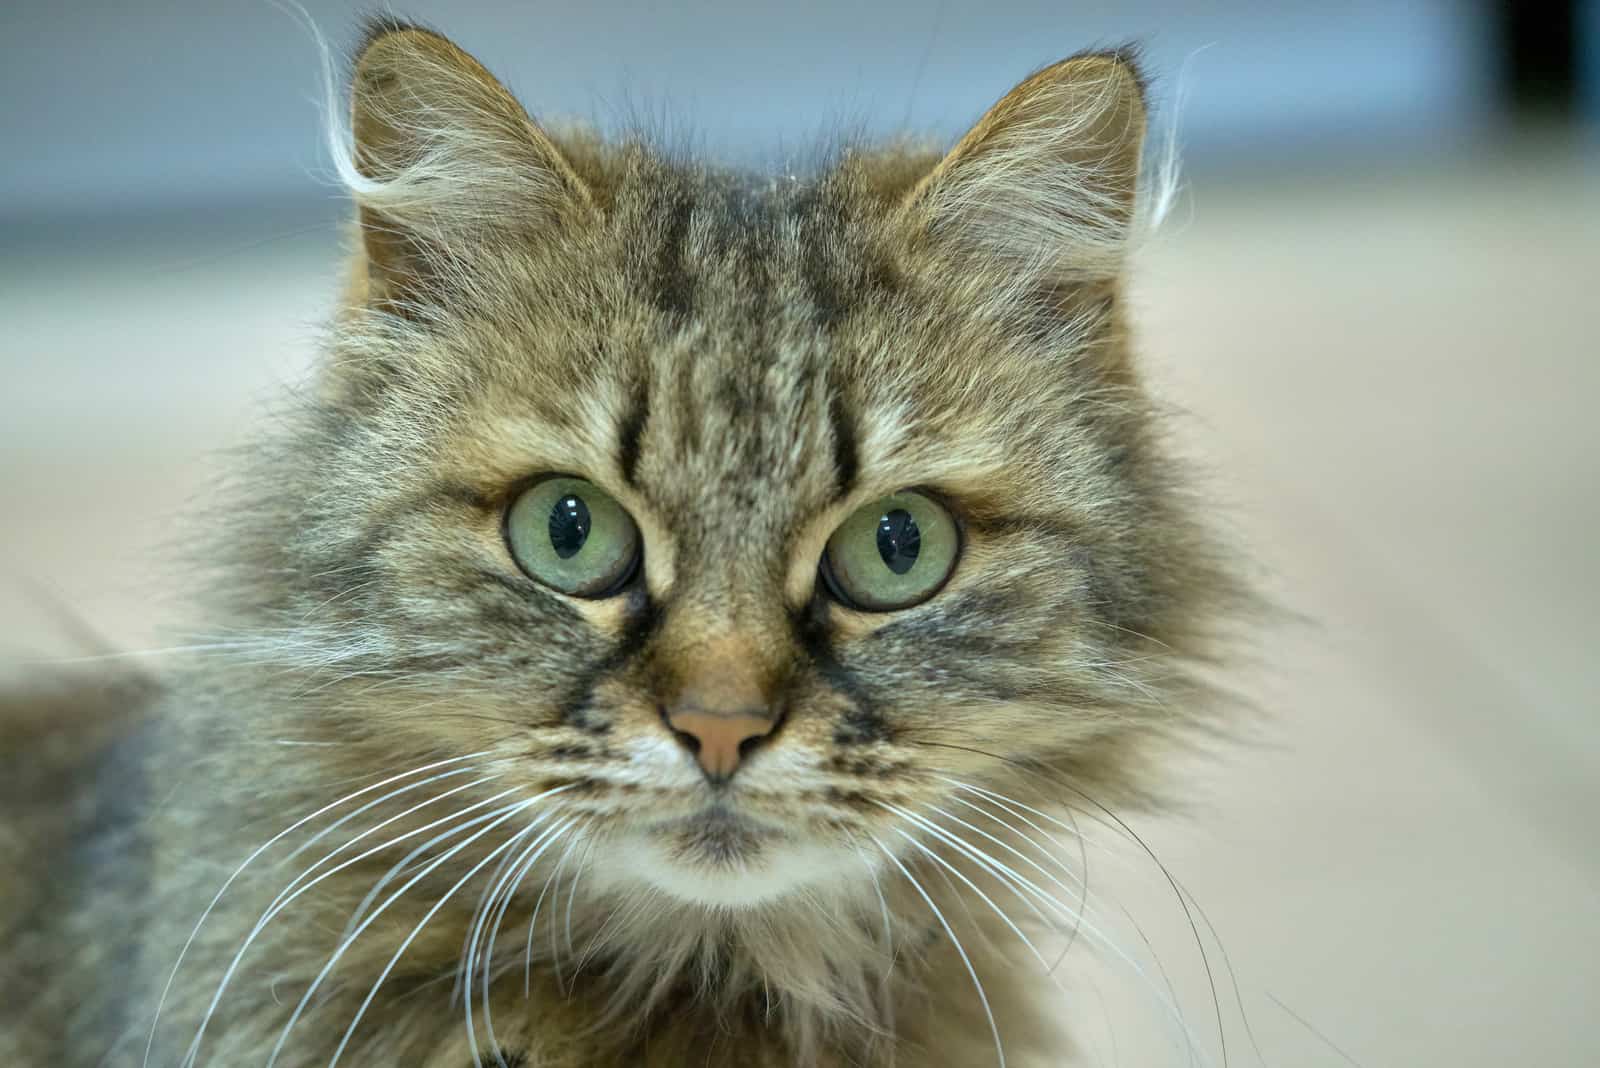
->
2, 1, 1496, 223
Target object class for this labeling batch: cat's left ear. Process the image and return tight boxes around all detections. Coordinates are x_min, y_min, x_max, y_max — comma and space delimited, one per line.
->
899, 51, 1148, 283
343, 22, 596, 310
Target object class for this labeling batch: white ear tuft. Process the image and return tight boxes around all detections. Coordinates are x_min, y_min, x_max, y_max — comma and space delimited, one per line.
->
324, 21, 594, 307
906, 51, 1152, 284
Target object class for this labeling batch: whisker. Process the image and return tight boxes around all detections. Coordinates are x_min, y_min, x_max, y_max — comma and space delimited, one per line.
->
455, 817, 543, 1006
266, 787, 570, 1067
547, 831, 594, 993
868, 833, 1006, 1068
925, 800, 1087, 902
883, 803, 1062, 937
146, 750, 489, 1068
857, 851, 896, 964
1265, 993, 1365, 1068
180, 778, 506, 1067
339, 792, 533, 939
931, 762, 1218, 1064
1053, 780, 1224, 1068
881, 820, 1064, 987
468, 819, 573, 1068
943, 789, 1094, 962
563, 834, 597, 961
1184, 885, 1269, 1068
329, 813, 578, 1068
280, 766, 483, 866
881, 800, 1210, 1066
525, 831, 586, 996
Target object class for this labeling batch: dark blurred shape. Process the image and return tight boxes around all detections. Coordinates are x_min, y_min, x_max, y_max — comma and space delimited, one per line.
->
1498, 0, 1579, 119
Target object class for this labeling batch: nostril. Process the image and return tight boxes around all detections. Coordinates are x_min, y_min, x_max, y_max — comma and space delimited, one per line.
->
659, 705, 702, 755
737, 707, 785, 760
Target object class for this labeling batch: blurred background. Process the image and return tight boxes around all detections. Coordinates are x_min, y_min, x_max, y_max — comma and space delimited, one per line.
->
2, 1, 1596, 1064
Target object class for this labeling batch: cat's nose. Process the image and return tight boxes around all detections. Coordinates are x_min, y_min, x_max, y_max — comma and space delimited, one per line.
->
662, 708, 777, 782
659, 635, 783, 783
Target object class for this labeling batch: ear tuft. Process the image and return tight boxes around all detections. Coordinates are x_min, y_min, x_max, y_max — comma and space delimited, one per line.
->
904, 49, 1151, 283
336, 23, 592, 308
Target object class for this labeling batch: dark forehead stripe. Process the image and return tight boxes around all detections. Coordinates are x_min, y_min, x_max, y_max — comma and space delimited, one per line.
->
616, 376, 650, 489
787, 183, 851, 329
827, 386, 859, 500
640, 173, 697, 320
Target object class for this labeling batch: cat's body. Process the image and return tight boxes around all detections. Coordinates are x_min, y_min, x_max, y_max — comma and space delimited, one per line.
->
2, 23, 1237, 1067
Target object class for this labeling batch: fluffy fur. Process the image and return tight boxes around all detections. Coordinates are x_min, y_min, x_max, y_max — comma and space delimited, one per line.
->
0, 21, 1240, 1068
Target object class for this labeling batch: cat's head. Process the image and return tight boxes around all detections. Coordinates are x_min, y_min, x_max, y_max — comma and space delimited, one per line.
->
230, 24, 1229, 915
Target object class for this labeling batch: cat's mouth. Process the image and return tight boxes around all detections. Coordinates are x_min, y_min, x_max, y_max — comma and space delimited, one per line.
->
663, 804, 775, 866
591, 802, 855, 908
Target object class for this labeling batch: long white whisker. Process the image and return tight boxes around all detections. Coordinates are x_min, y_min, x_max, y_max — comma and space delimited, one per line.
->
145, 750, 489, 1068
266, 786, 570, 1067
455, 814, 543, 1007
179, 778, 506, 1067
475, 820, 575, 1068
525, 830, 585, 996
948, 793, 1083, 878
562, 833, 595, 961
938, 777, 1082, 839
881, 821, 1065, 989
329, 813, 576, 1068
887, 801, 1209, 1065
461, 817, 560, 1061
340, 791, 531, 939
868, 833, 1005, 1068
925, 801, 1087, 903
947, 791, 1096, 964
279, 766, 483, 866
882, 804, 1060, 935
547, 830, 592, 992
950, 794, 1198, 1061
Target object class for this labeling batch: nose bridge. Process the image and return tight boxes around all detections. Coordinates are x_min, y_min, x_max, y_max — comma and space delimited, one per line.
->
656, 598, 789, 782
659, 589, 787, 716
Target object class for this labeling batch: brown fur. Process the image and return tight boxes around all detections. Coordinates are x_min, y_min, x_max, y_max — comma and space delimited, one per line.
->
0, 23, 1241, 1067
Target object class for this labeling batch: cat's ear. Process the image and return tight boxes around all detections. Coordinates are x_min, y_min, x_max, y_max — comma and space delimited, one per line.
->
900, 51, 1148, 283
343, 22, 595, 310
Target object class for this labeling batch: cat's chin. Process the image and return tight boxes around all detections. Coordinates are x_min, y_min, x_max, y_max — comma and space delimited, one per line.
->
590, 813, 859, 909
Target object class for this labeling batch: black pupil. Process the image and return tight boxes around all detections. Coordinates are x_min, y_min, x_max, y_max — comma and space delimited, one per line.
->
876, 508, 921, 575
548, 493, 592, 559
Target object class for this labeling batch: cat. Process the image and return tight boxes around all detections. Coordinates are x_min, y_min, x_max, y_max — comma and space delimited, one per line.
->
0, 19, 1240, 1067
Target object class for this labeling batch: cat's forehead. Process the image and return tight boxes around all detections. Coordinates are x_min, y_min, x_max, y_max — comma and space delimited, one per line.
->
613, 160, 874, 327
420, 167, 874, 544
609, 171, 865, 548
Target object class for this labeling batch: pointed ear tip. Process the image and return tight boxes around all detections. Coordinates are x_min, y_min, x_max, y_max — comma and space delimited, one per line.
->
350, 18, 462, 87
356, 16, 442, 57
1053, 47, 1150, 108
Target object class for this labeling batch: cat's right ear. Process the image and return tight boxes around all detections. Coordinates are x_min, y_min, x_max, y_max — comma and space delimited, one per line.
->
895, 51, 1149, 286
343, 21, 595, 311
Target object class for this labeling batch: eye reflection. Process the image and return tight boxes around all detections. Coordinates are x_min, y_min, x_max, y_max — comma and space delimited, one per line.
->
549, 494, 591, 559
875, 508, 921, 575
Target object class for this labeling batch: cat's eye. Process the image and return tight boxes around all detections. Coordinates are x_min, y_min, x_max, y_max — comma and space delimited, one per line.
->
504, 476, 641, 597
820, 490, 959, 611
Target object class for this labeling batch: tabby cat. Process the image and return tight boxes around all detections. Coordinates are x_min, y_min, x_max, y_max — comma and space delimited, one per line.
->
0, 20, 1238, 1067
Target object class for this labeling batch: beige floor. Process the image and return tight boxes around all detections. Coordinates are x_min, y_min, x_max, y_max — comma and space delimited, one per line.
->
2, 145, 1596, 1065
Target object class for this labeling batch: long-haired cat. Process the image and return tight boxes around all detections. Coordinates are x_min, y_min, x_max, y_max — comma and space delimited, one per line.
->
1, 20, 1239, 1067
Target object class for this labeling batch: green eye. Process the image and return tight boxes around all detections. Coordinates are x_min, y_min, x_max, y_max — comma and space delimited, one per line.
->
820, 490, 959, 611
504, 476, 641, 597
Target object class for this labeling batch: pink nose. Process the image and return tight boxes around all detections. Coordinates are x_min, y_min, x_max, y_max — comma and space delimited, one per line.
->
664, 710, 776, 781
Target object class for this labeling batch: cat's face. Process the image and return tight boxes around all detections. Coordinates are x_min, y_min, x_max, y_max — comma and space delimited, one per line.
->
243, 29, 1219, 912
